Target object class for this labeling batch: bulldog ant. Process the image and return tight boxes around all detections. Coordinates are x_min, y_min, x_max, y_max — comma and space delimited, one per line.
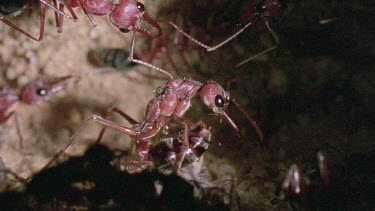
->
0, 0, 78, 41
0, 68, 113, 149
48, 0, 282, 77
139, 0, 282, 75
234, 0, 282, 67
281, 151, 342, 201
41, 77, 263, 171
125, 0, 283, 78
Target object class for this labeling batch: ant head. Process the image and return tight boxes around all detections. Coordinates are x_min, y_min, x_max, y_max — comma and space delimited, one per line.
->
0, 88, 19, 111
110, 0, 162, 38
256, 0, 282, 20
19, 75, 76, 105
199, 82, 239, 133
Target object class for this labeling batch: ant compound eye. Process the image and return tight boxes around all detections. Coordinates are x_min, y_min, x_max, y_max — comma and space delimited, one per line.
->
36, 88, 48, 96
119, 28, 130, 33
214, 95, 225, 108
136, 2, 145, 12
255, 3, 267, 13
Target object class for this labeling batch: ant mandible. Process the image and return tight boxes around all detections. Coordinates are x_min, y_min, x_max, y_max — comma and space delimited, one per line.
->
0, 0, 79, 41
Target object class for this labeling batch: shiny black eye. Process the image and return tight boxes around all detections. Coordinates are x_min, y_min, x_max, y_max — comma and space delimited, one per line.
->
136, 2, 145, 12
214, 95, 224, 108
119, 28, 130, 33
37, 88, 48, 96
255, 3, 267, 13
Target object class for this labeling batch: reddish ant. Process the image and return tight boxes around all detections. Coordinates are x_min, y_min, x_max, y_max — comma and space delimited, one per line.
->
233, 0, 282, 67
281, 151, 342, 201
0, 68, 112, 149
0, 0, 78, 41
47, 0, 282, 77
126, 0, 283, 77
41, 76, 263, 171
140, 30, 198, 76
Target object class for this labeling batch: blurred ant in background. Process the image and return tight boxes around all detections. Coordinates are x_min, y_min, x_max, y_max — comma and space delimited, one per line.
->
0, 0, 78, 41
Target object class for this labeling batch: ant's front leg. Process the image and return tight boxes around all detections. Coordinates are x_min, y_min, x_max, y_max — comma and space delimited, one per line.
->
174, 122, 189, 173
96, 107, 139, 144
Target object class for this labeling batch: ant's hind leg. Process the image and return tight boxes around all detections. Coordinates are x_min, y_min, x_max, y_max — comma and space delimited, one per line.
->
41, 115, 137, 171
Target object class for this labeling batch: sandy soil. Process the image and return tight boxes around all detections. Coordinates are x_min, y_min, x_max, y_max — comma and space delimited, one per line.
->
0, 3, 163, 179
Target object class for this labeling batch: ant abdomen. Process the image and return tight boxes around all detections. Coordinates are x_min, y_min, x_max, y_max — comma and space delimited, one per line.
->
87, 48, 138, 72
0, 0, 30, 16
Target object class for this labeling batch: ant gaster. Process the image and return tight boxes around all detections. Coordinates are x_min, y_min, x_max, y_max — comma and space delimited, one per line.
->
41, 77, 264, 171
0, 0, 78, 41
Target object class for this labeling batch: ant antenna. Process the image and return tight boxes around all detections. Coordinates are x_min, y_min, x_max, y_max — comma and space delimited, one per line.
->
231, 99, 263, 141
235, 21, 279, 67
226, 76, 264, 141
155, 20, 254, 52
129, 32, 174, 79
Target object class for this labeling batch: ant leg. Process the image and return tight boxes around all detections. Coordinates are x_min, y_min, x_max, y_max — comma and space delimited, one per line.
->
141, 37, 182, 75
12, 112, 23, 149
55, 0, 81, 33
174, 122, 189, 172
156, 20, 254, 52
52, 0, 59, 29
0, 18, 42, 42
0, 0, 75, 41
57, 3, 65, 33
143, 37, 162, 62
178, 52, 193, 73
41, 115, 137, 171
6, 112, 23, 149
39, 0, 78, 22
77, 0, 98, 27
96, 107, 139, 143
235, 21, 279, 67
129, 32, 174, 79
37, 0, 47, 41
165, 50, 182, 76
